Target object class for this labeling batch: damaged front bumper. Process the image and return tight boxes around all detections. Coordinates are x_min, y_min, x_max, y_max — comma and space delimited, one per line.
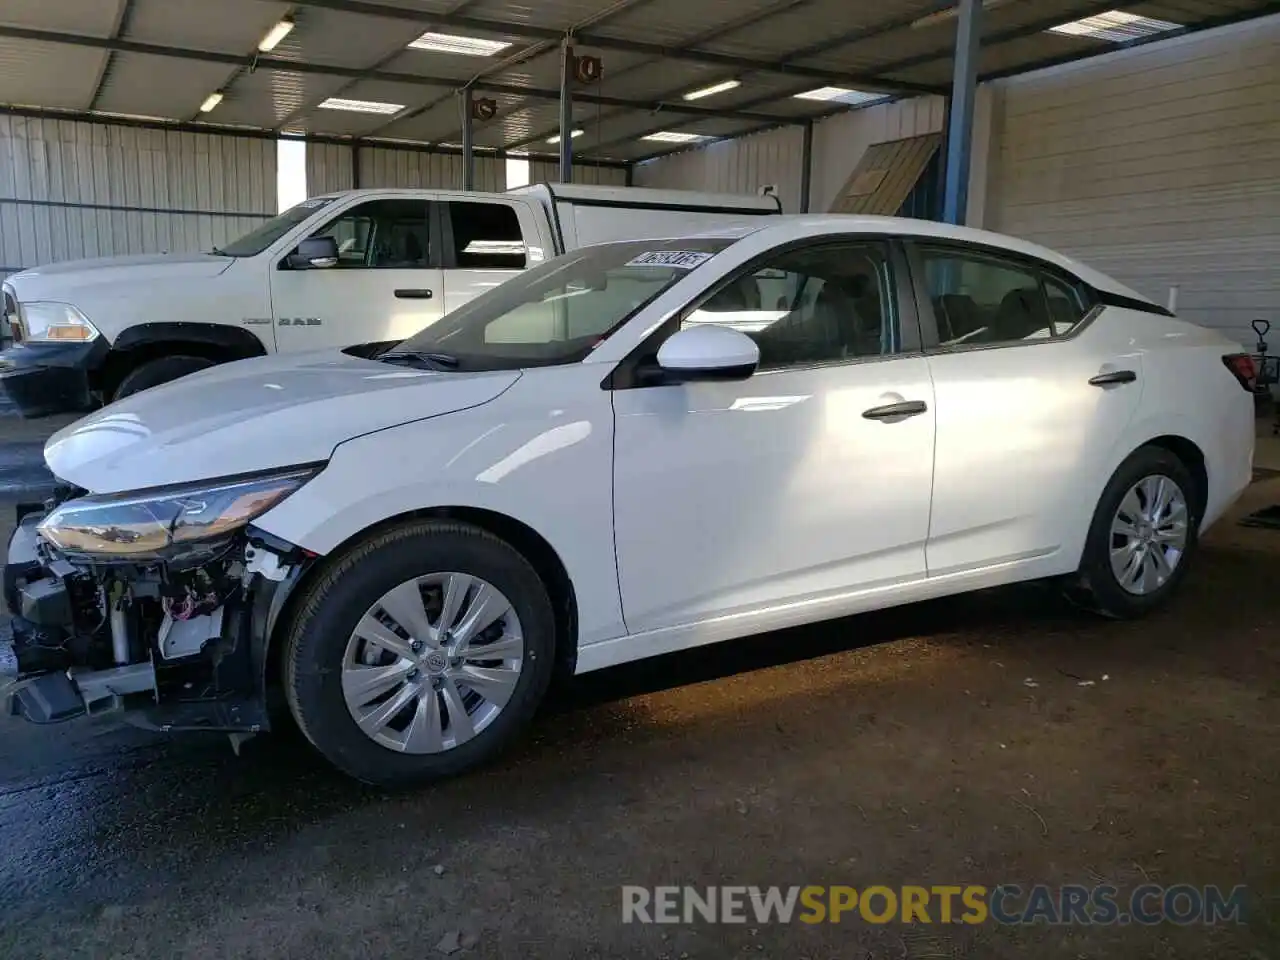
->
1, 498, 311, 739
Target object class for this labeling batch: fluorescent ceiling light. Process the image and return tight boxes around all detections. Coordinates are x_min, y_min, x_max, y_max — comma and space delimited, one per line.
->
1048, 10, 1182, 43
793, 87, 883, 106
317, 97, 404, 115
546, 129, 584, 144
408, 32, 512, 56
682, 79, 741, 101
199, 91, 223, 113
642, 131, 708, 143
257, 18, 294, 52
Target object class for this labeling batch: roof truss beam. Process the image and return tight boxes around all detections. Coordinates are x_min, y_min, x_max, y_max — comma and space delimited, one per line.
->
85, 0, 135, 111
0, 26, 796, 124
501, 0, 961, 154
276, 0, 942, 95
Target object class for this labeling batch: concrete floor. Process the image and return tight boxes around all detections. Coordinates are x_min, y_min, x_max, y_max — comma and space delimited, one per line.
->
1, 415, 1279, 959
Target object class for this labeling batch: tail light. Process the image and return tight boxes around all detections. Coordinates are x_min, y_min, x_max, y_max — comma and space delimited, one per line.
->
1222, 354, 1258, 392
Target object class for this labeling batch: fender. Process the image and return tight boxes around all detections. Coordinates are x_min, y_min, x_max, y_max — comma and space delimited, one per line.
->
111, 322, 268, 359
252, 371, 627, 648
1111, 412, 1221, 520
1048, 414, 1201, 574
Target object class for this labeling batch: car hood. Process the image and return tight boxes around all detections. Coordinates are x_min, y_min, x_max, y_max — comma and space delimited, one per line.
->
45, 350, 521, 493
6, 253, 233, 299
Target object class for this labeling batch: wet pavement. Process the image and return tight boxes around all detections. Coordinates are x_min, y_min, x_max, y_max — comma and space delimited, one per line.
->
0, 440, 55, 499
1, 417, 1278, 959
0, 410, 74, 498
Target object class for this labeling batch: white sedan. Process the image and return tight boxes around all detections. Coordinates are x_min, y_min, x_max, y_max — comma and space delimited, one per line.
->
5, 216, 1256, 785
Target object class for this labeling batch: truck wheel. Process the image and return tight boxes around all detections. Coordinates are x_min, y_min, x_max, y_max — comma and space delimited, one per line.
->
113, 355, 215, 400
282, 520, 558, 787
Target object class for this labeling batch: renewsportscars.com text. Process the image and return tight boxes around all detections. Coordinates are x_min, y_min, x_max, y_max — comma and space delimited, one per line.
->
621, 884, 1248, 926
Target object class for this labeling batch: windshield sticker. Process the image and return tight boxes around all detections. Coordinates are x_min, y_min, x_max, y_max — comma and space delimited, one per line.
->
625, 250, 714, 269
298, 197, 336, 209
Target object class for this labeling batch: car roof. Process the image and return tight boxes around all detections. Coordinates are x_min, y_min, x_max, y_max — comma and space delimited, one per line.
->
689, 215, 1154, 304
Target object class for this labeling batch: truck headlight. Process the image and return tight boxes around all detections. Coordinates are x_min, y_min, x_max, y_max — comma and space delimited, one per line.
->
37, 468, 318, 564
20, 302, 100, 342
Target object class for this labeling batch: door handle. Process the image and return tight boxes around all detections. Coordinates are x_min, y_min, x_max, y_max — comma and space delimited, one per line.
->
394, 288, 434, 299
1088, 370, 1137, 387
862, 400, 928, 421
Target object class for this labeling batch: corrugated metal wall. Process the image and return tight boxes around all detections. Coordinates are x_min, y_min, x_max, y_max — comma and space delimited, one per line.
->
633, 125, 806, 212
985, 14, 1280, 344
0, 116, 275, 282
632, 97, 946, 214
358, 147, 506, 192
526, 160, 628, 188
810, 97, 947, 213
304, 145, 626, 195
306, 141, 354, 198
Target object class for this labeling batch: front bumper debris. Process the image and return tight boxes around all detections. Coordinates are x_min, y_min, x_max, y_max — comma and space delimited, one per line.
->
3, 498, 309, 739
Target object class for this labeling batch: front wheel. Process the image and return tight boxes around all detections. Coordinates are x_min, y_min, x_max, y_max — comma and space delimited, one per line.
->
282, 520, 557, 786
1066, 446, 1200, 619
113, 354, 214, 400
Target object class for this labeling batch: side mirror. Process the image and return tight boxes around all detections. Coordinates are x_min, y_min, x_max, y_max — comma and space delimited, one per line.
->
655, 325, 759, 382
287, 236, 339, 269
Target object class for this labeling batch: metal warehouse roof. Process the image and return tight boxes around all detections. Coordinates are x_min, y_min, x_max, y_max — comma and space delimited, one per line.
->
0, 0, 1271, 165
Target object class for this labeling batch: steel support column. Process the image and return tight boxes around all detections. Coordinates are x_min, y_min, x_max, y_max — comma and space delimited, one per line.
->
941, 0, 982, 225
461, 87, 475, 191
559, 40, 574, 183
799, 120, 814, 213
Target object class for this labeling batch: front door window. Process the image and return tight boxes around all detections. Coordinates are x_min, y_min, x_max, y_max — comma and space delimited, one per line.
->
307, 199, 431, 269
682, 242, 901, 366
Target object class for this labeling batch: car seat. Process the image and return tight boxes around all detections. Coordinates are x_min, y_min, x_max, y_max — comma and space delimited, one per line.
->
994, 287, 1049, 340
812, 275, 882, 357
937, 293, 980, 341
703, 275, 761, 312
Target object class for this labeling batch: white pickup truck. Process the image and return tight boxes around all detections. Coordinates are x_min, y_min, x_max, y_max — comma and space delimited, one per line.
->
0, 183, 780, 416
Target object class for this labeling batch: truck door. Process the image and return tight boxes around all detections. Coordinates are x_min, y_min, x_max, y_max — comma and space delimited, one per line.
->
270, 196, 444, 352
438, 199, 544, 315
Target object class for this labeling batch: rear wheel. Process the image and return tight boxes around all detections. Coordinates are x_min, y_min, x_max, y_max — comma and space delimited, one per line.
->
282, 520, 557, 786
112, 354, 214, 400
1066, 446, 1199, 618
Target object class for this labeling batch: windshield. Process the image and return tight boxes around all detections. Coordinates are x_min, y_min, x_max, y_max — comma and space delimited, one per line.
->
390, 238, 735, 369
216, 197, 339, 256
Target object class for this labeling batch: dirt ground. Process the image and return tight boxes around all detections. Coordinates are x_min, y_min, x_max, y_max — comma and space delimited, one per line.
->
0, 420, 1277, 959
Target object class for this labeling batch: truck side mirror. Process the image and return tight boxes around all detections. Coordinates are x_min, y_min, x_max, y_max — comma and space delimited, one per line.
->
288, 236, 339, 269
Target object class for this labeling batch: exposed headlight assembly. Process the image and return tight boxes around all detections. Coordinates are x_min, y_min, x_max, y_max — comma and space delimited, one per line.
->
19, 301, 100, 342
37, 468, 319, 565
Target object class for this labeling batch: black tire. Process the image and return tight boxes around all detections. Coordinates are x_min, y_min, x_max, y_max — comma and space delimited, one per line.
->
1066, 445, 1200, 619
282, 520, 557, 787
113, 354, 215, 400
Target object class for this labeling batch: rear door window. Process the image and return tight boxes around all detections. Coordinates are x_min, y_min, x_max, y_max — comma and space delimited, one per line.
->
915, 245, 1091, 347
1043, 276, 1089, 334
446, 202, 528, 270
